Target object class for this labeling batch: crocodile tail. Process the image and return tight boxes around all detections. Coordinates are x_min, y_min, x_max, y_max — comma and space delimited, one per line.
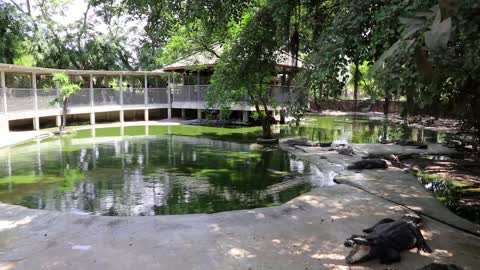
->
415, 227, 433, 253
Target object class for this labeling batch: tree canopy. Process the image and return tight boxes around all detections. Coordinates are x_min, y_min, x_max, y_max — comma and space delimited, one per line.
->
1, 0, 479, 139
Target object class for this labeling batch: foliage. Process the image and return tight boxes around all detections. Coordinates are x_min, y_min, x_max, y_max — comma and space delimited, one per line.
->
372, 0, 480, 145
207, 5, 280, 138
52, 72, 81, 131
0, 2, 26, 64
52, 73, 81, 98
4, 0, 149, 70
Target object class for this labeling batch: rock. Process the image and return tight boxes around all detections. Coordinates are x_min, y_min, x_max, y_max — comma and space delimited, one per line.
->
319, 142, 332, 147
347, 159, 388, 170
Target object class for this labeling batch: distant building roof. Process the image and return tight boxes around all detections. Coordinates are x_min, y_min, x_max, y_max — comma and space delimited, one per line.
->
162, 45, 303, 72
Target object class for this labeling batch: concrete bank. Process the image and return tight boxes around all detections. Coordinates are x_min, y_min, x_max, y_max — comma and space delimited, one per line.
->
0, 140, 479, 270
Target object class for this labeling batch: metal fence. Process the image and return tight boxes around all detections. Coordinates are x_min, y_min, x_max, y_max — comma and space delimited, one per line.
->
172, 85, 209, 103
6, 88, 35, 112
123, 88, 145, 105
69, 89, 91, 107
148, 88, 168, 104
37, 88, 58, 110
93, 88, 121, 106
0, 85, 290, 113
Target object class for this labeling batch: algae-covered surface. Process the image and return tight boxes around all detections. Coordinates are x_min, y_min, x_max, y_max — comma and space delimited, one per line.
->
0, 116, 447, 216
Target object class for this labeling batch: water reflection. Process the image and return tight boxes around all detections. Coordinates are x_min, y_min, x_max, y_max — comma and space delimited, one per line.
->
0, 116, 448, 216
0, 135, 329, 216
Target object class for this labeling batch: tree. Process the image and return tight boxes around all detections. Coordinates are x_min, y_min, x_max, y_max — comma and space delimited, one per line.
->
372, 0, 480, 149
0, 2, 26, 64
52, 73, 81, 132
4, 0, 148, 70
208, 7, 279, 139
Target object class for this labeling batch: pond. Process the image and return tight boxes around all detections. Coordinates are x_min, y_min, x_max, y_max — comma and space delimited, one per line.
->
0, 116, 448, 216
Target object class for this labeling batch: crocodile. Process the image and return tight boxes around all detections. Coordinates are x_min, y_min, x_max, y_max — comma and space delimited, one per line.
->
344, 214, 432, 264
347, 159, 388, 170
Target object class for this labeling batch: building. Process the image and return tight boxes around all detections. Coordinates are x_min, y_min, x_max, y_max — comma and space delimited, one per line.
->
0, 50, 301, 132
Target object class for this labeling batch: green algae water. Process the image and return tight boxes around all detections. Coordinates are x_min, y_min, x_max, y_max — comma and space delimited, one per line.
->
0, 116, 447, 216
0, 133, 325, 216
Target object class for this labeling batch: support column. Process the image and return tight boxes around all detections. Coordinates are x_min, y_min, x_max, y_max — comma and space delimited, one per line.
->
181, 109, 186, 119
119, 75, 124, 123
32, 72, 40, 130
144, 109, 149, 121
0, 71, 8, 133
167, 74, 172, 119
90, 112, 95, 125
144, 74, 149, 122
1, 71, 7, 114
242, 111, 249, 122
197, 109, 202, 119
90, 74, 95, 125
119, 110, 124, 123
33, 117, 40, 130
90, 74, 94, 107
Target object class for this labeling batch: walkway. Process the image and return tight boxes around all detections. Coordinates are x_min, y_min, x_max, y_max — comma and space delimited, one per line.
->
0, 141, 479, 269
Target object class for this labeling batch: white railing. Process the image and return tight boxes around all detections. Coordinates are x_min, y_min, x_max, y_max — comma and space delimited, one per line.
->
37, 88, 58, 110
93, 88, 121, 106
1, 84, 290, 113
123, 88, 145, 105
5, 88, 35, 112
148, 88, 168, 104
69, 88, 90, 107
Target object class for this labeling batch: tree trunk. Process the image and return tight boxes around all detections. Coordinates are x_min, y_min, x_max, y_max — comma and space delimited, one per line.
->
380, 89, 391, 143
261, 97, 273, 139
384, 93, 390, 118
313, 86, 320, 111
262, 116, 272, 139
61, 97, 68, 131
353, 61, 360, 112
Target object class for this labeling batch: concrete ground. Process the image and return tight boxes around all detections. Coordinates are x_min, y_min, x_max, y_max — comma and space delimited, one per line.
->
1, 140, 480, 269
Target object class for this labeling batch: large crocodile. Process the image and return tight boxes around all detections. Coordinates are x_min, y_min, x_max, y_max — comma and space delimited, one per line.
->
344, 214, 432, 264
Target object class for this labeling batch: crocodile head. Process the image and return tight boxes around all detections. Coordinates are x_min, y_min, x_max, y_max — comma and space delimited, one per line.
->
346, 244, 376, 264
402, 213, 422, 226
